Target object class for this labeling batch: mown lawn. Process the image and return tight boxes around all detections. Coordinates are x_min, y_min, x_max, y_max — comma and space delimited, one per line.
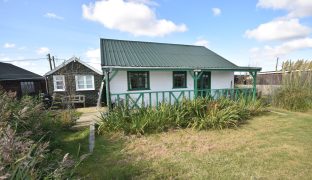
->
59, 108, 312, 179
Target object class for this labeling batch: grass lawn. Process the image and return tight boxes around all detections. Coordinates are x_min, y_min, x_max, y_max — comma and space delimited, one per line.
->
59, 108, 312, 179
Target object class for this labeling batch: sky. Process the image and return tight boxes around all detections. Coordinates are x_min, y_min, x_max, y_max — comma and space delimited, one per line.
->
0, 0, 312, 75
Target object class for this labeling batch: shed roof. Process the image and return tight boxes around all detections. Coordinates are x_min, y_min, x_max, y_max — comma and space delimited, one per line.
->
100, 39, 261, 71
0, 62, 43, 81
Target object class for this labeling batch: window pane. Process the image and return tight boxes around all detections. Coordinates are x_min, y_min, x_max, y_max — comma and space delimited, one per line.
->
78, 84, 84, 89
173, 72, 186, 88
128, 72, 149, 90
21, 81, 35, 95
77, 76, 84, 81
86, 75, 92, 82
56, 81, 63, 89
76, 75, 94, 90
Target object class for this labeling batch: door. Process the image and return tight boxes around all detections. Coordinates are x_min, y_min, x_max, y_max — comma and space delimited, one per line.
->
197, 72, 211, 97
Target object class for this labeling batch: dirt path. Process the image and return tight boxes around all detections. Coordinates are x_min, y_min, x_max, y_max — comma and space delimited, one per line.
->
73, 107, 107, 128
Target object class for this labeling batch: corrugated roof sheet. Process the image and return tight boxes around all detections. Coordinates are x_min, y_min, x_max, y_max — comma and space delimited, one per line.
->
100, 39, 261, 71
0, 62, 43, 81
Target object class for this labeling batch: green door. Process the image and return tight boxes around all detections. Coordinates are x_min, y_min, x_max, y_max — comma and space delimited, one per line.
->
197, 72, 211, 97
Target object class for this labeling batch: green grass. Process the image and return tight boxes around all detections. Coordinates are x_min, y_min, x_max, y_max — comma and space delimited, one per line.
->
59, 108, 312, 179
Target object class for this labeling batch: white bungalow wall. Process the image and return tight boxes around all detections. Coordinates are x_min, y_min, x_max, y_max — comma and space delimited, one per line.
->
211, 71, 234, 89
109, 70, 234, 106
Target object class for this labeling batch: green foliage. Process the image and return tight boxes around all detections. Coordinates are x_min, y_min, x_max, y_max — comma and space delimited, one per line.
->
273, 60, 312, 111
98, 97, 266, 135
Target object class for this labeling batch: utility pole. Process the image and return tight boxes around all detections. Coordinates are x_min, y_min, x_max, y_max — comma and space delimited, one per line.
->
275, 57, 279, 72
52, 56, 56, 69
47, 54, 52, 70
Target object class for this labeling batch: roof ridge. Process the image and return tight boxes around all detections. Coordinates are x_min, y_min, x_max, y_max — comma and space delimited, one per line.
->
100, 38, 206, 48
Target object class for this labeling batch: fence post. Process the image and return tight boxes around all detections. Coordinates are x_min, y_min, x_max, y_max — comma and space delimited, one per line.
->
250, 71, 257, 100
89, 122, 95, 153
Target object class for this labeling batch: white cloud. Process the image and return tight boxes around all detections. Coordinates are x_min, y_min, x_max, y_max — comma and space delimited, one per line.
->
44, 12, 64, 20
245, 18, 311, 42
85, 48, 101, 70
257, 0, 312, 18
3, 43, 15, 48
82, 0, 187, 37
212, 8, 221, 16
36, 47, 50, 55
127, 0, 158, 6
250, 37, 312, 60
194, 38, 209, 48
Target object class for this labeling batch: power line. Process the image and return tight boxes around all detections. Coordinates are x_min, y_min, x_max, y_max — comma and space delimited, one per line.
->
0, 57, 101, 65
0, 58, 47, 63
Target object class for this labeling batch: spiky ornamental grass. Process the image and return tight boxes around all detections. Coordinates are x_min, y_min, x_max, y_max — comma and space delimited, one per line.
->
98, 97, 267, 135
272, 60, 312, 111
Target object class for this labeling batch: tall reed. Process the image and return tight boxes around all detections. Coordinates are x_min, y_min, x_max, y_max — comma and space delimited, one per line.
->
272, 60, 312, 111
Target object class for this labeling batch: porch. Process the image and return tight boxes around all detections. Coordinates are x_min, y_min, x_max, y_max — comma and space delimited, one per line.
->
102, 68, 259, 110
110, 88, 253, 109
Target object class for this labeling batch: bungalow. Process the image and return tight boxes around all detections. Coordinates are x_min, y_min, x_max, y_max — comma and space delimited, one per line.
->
0, 62, 45, 98
100, 39, 261, 109
44, 57, 103, 107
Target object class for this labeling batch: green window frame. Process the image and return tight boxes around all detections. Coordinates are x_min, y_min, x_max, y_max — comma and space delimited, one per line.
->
127, 71, 150, 91
173, 71, 187, 88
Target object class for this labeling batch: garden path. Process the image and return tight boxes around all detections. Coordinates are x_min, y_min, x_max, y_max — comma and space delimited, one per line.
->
73, 107, 107, 128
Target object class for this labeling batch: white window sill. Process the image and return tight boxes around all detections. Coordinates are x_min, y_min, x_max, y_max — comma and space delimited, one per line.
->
54, 89, 66, 92
76, 88, 95, 91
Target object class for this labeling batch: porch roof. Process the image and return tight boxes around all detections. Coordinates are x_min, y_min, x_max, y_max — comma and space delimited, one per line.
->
100, 39, 261, 72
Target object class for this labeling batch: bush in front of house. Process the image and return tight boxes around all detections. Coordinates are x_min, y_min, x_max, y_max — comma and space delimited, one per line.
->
272, 60, 312, 111
98, 97, 267, 135
0, 90, 86, 179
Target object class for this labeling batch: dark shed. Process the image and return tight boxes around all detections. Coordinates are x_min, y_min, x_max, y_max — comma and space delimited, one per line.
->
0, 62, 46, 97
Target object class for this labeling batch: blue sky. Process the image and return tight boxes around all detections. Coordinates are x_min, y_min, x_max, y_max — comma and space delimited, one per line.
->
1, 0, 312, 75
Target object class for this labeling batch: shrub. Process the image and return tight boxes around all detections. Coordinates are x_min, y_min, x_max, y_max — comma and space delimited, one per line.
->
57, 110, 80, 128
98, 97, 266, 135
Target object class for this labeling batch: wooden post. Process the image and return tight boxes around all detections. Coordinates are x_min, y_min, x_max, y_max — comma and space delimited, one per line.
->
194, 71, 198, 99
96, 77, 105, 107
52, 56, 56, 69
104, 70, 111, 110
250, 71, 257, 99
47, 54, 52, 70
89, 122, 95, 153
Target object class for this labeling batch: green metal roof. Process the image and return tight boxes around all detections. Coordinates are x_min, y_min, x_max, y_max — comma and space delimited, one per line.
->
100, 39, 261, 71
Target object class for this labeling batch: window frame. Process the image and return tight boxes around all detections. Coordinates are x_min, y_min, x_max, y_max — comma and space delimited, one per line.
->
172, 71, 187, 89
127, 71, 150, 91
53, 75, 66, 92
75, 75, 95, 91
20, 81, 35, 95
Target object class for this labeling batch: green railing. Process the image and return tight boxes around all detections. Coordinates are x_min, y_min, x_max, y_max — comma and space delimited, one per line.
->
110, 88, 253, 109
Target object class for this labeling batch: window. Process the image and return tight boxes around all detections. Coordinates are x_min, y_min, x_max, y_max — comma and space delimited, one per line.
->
173, 71, 187, 88
53, 75, 65, 91
127, 71, 149, 90
75, 75, 95, 91
20, 81, 35, 95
